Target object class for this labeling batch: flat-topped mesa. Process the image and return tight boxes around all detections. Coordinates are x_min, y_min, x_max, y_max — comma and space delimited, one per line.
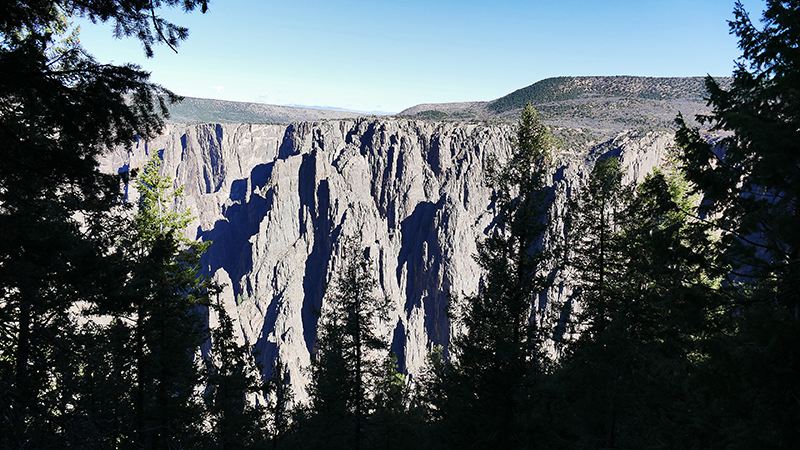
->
398, 76, 725, 134
101, 117, 674, 399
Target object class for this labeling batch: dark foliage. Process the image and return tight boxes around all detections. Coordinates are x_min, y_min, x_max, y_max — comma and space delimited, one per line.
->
0, 0, 208, 57
430, 104, 557, 448
2, 1, 799, 449
673, 1, 800, 446
303, 237, 393, 450
0, 8, 184, 447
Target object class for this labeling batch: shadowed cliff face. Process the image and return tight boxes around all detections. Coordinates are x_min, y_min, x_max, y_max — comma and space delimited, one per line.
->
100, 118, 672, 398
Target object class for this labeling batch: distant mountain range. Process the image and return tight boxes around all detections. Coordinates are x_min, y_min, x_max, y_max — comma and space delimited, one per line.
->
166, 97, 367, 124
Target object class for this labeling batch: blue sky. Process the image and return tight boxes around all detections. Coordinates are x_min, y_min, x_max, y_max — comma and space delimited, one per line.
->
75, 0, 766, 114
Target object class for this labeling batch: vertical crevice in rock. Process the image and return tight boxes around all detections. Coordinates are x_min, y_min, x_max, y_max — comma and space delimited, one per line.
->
198, 162, 273, 301
301, 166, 336, 355
391, 319, 407, 373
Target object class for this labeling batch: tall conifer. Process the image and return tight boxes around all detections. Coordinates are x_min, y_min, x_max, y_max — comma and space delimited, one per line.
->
0, 3, 204, 444
563, 156, 633, 336
305, 237, 391, 450
554, 164, 722, 448
674, 2, 800, 445
441, 104, 556, 448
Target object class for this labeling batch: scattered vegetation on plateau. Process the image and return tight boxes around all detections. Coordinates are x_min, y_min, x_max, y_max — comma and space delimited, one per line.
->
488, 75, 728, 113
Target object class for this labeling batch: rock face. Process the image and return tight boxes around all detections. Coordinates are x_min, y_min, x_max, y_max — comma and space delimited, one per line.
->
101, 118, 673, 398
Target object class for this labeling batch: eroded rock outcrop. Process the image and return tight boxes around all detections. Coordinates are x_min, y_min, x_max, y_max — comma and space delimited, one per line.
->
101, 118, 672, 398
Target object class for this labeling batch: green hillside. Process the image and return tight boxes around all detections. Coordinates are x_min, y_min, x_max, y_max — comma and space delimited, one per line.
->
489, 76, 721, 113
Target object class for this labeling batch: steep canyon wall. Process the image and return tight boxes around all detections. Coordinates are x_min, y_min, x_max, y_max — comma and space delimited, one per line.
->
101, 118, 673, 397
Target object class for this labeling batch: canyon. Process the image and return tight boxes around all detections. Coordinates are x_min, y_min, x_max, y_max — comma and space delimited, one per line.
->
101, 114, 676, 398
98, 76, 720, 397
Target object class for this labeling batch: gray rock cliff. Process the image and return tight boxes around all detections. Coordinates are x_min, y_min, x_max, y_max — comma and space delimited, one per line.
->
101, 118, 673, 399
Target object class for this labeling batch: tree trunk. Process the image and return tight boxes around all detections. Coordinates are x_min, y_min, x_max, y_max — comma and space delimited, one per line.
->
354, 295, 363, 450
136, 303, 145, 447
15, 292, 31, 400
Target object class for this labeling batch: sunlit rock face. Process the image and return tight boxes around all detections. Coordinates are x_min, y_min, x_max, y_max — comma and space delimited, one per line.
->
101, 118, 672, 398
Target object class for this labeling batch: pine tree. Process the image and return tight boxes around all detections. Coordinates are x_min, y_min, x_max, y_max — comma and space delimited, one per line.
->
264, 357, 294, 450
553, 164, 723, 448
131, 154, 214, 448
440, 103, 556, 448
676, 2, 800, 312
555, 156, 633, 447
204, 303, 268, 450
674, 1, 800, 446
0, 4, 202, 445
368, 351, 414, 450
563, 156, 633, 337
305, 237, 391, 450
71, 153, 217, 449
